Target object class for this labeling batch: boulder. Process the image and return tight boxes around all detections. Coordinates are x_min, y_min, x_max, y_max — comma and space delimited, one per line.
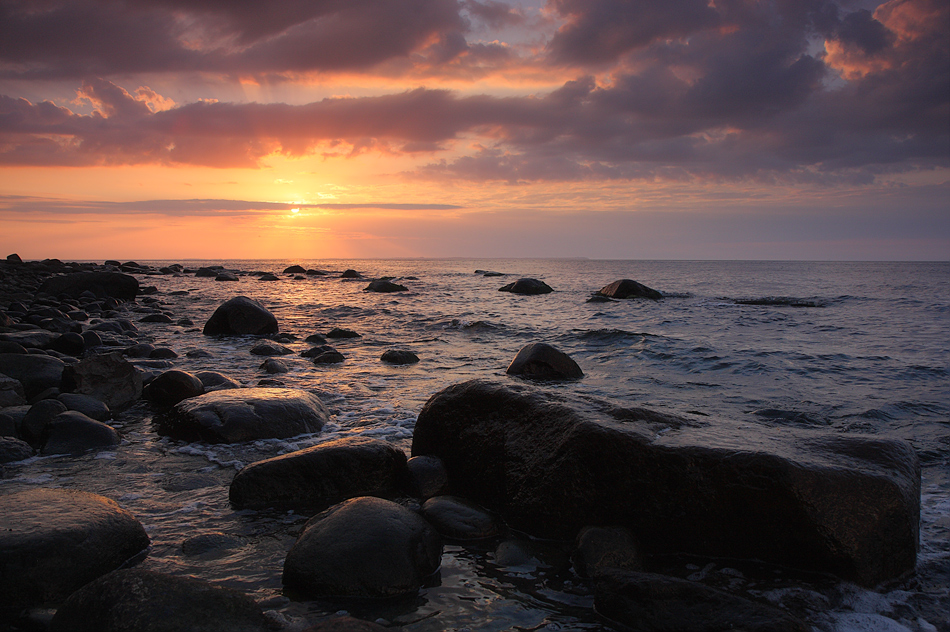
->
49, 568, 272, 632
156, 387, 328, 443
139, 313, 173, 323
421, 496, 501, 541
411, 379, 920, 587
0, 353, 65, 399
57, 392, 111, 421
0, 330, 59, 349
142, 370, 205, 410
505, 342, 583, 380
250, 342, 292, 356
258, 273, 279, 281
326, 327, 360, 339
0, 436, 33, 463
572, 526, 643, 578
0, 488, 149, 615
229, 436, 409, 511
36, 272, 139, 300
364, 279, 407, 293
282, 497, 442, 599
61, 352, 143, 410
0, 373, 28, 407
49, 332, 85, 356
311, 350, 345, 364
593, 570, 808, 632
202, 297, 278, 336
498, 278, 553, 295
340, 269, 361, 278
214, 272, 239, 282
20, 398, 68, 446
195, 371, 242, 391
597, 279, 662, 300
41, 410, 120, 455
283, 265, 307, 274
406, 455, 450, 500
381, 349, 420, 365
259, 358, 289, 374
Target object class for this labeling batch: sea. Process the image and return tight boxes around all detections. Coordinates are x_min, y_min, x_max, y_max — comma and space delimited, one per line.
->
3, 259, 948, 631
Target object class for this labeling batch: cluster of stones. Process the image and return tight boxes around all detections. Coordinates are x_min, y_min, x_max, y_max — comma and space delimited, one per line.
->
0, 254, 923, 631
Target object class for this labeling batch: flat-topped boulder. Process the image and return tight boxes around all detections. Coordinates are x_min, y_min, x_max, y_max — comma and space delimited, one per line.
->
498, 278, 553, 295
229, 436, 409, 511
202, 296, 278, 336
155, 387, 328, 443
596, 279, 662, 300
0, 353, 66, 399
37, 272, 139, 300
411, 379, 920, 587
0, 488, 149, 616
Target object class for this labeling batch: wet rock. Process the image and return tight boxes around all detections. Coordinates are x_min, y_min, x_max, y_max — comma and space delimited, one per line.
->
125, 343, 156, 358
149, 347, 177, 359
0, 330, 59, 350
230, 436, 409, 511
0, 353, 65, 399
142, 370, 205, 410
305, 333, 327, 344
505, 342, 583, 380
0, 488, 149, 616
259, 358, 289, 374
49, 568, 272, 632
139, 313, 173, 324
311, 350, 345, 364
326, 327, 360, 339
593, 570, 808, 632
411, 379, 920, 587
41, 410, 120, 455
572, 526, 643, 578
258, 273, 280, 281
340, 269, 361, 279
406, 455, 450, 500
250, 342, 293, 356
498, 278, 553, 295
596, 279, 662, 300
20, 398, 68, 446
61, 352, 143, 410
203, 296, 279, 336
381, 349, 419, 365
0, 372, 27, 407
0, 341, 28, 355
195, 267, 218, 277
196, 371, 242, 391
364, 279, 407, 292
302, 617, 389, 632
282, 497, 442, 599
36, 272, 139, 300
283, 265, 306, 274
49, 332, 85, 356
181, 532, 243, 557
0, 436, 33, 463
421, 495, 500, 540
156, 387, 328, 443
215, 272, 239, 282
57, 392, 111, 421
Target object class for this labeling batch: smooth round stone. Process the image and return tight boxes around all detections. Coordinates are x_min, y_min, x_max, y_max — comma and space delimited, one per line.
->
421, 495, 500, 540
381, 349, 420, 365
142, 370, 205, 409
505, 342, 583, 380
41, 411, 120, 456
406, 455, 450, 500
0, 489, 150, 615
57, 393, 111, 421
259, 358, 289, 374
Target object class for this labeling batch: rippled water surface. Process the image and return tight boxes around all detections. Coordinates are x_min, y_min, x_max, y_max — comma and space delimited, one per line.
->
4, 259, 949, 631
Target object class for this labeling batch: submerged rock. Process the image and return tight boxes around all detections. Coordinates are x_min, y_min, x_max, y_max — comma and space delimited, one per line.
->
596, 279, 662, 300
0, 488, 149, 616
229, 436, 409, 511
282, 496, 442, 599
411, 379, 920, 587
49, 568, 272, 632
156, 387, 328, 443
498, 278, 553, 295
202, 296, 278, 336
505, 342, 583, 380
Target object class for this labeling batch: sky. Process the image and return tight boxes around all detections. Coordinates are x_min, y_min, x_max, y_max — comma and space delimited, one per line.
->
0, 0, 947, 261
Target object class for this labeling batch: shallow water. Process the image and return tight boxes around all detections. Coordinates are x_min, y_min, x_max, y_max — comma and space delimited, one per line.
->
3, 259, 948, 631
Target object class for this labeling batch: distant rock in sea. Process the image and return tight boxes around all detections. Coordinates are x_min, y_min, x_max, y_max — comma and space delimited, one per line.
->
498, 278, 553, 295
596, 279, 662, 300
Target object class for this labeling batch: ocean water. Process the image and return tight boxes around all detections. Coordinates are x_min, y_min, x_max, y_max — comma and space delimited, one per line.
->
3, 259, 948, 631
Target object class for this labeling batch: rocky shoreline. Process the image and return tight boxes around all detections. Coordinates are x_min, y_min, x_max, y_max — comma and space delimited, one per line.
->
0, 255, 923, 631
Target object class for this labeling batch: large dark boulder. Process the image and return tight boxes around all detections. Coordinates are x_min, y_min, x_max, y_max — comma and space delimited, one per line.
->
202, 296, 278, 336
229, 436, 408, 511
0, 353, 65, 399
41, 410, 120, 455
61, 352, 143, 410
594, 570, 808, 632
50, 568, 273, 632
142, 369, 205, 410
0, 488, 149, 616
505, 342, 583, 380
411, 379, 920, 587
364, 279, 407, 293
37, 272, 139, 300
57, 392, 111, 421
498, 278, 553, 295
282, 496, 442, 599
156, 387, 328, 443
597, 279, 662, 300
0, 436, 33, 463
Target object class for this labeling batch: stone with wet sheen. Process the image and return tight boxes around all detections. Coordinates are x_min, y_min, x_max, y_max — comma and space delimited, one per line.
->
202, 296, 279, 336
498, 278, 553, 295
156, 387, 328, 443
411, 379, 920, 587
61, 352, 143, 410
505, 342, 583, 380
596, 279, 663, 300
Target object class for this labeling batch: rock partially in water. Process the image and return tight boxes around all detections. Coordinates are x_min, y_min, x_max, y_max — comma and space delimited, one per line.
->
505, 342, 583, 380
282, 497, 442, 599
21, 398, 68, 446
381, 349, 420, 365
202, 296, 279, 336
57, 392, 111, 421
311, 350, 345, 364
284, 265, 306, 274
421, 495, 500, 541
572, 526, 643, 578
412, 379, 920, 587
41, 410, 120, 455
0, 436, 33, 463
0, 488, 149, 616
0, 353, 65, 399
326, 327, 360, 339
498, 278, 553, 295
156, 387, 328, 443
259, 358, 289, 374
37, 272, 139, 301
214, 272, 239, 282
250, 342, 293, 356
229, 436, 408, 511
593, 570, 808, 632
142, 369, 205, 410
195, 371, 242, 391
181, 532, 244, 557
0, 373, 27, 407
340, 269, 362, 279
61, 352, 143, 410
364, 279, 407, 293
597, 279, 663, 300
406, 455, 450, 500
49, 568, 272, 632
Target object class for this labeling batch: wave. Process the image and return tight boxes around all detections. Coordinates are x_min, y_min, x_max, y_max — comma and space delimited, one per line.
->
730, 297, 827, 308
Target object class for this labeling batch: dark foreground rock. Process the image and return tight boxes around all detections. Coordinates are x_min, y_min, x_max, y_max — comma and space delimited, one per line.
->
203, 296, 279, 336
142, 369, 205, 409
156, 387, 328, 443
41, 410, 120, 455
283, 496, 442, 599
50, 568, 274, 632
421, 495, 500, 541
505, 342, 583, 380
498, 278, 553, 295
597, 279, 663, 300
0, 353, 65, 399
61, 352, 143, 410
0, 436, 33, 463
37, 272, 139, 300
572, 526, 643, 578
0, 488, 149, 615
594, 570, 808, 632
229, 436, 408, 511
411, 379, 920, 587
